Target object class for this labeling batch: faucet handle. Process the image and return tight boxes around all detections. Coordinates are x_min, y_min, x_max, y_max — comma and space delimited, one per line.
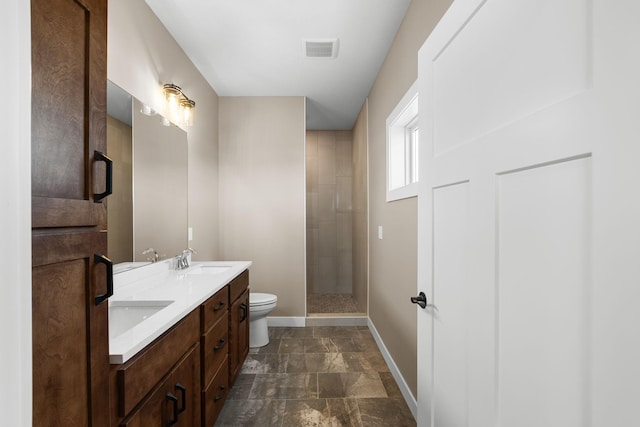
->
183, 247, 197, 255
142, 247, 159, 262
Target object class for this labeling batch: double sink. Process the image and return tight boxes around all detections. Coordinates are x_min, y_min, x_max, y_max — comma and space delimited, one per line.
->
108, 261, 251, 364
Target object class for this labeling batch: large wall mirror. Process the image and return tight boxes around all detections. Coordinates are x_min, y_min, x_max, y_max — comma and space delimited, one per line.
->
107, 81, 188, 271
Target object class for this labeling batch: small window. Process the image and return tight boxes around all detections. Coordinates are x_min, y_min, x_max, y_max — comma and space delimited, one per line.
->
386, 81, 419, 201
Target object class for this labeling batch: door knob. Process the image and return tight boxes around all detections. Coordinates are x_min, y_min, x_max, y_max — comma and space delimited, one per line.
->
411, 292, 438, 311
411, 292, 427, 308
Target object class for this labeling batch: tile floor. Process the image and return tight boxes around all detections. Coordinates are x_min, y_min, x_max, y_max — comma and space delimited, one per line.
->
215, 326, 416, 426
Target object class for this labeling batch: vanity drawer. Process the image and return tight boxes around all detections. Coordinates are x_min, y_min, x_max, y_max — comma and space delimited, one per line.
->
202, 357, 229, 427
201, 315, 228, 387
116, 309, 200, 417
201, 286, 229, 333
229, 269, 249, 303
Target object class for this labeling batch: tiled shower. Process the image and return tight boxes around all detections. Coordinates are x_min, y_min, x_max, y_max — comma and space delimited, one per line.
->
306, 130, 364, 314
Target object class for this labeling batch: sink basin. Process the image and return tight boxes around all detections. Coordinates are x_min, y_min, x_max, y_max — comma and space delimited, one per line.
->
186, 265, 232, 276
109, 300, 174, 339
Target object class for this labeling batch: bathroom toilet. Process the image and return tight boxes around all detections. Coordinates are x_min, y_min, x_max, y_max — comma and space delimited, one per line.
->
249, 293, 277, 348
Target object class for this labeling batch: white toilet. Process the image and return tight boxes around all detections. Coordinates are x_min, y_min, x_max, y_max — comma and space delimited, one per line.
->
249, 292, 277, 348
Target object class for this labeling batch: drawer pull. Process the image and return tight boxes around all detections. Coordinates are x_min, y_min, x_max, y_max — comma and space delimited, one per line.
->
214, 338, 226, 351
239, 303, 248, 322
214, 386, 226, 402
175, 382, 186, 414
213, 301, 226, 312
165, 392, 179, 426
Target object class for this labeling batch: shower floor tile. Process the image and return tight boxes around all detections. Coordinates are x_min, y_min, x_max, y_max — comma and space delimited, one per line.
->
307, 293, 361, 314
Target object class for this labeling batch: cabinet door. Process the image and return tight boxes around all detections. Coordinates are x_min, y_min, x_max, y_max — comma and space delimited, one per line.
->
31, 0, 109, 424
31, 0, 108, 229
32, 230, 110, 426
229, 289, 250, 386
120, 344, 201, 427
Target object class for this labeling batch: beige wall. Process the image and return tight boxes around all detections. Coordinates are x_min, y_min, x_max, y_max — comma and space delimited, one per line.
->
306, 130, 354, 296
107, 0, 220, 260
352, 100, 369, 314
106, 116, 133, 264
365, 0, 453, 397
219, 97, 306, 317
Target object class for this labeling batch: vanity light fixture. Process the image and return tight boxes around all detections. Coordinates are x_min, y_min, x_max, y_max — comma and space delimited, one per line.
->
140, 103, 156, 116
162, 83, 196, 127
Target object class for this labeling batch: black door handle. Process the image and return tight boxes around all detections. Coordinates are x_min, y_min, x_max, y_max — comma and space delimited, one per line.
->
411, 292, 438, 311
410, 292, 427, 309
93, 150, 112, 202
94, 253, 113, 305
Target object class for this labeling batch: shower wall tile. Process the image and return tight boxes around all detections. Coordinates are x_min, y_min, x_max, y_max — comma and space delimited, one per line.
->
306, 264, 318, 295
306, 228, 318, 265
318, 221, 337, 257
336, 132, 353, 177
306, 130, 354, 296
318, 185, 336, 221
336, 177, 353, 212
317, 256, 338, 293
337, 251, 353, 293
336, 213, 353, 252
306, 131, 318, 158
318, 133, 336, 185
306, 193, 319, 229
306, 156, 318, 193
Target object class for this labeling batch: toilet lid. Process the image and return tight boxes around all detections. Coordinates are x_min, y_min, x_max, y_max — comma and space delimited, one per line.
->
250, 292, 277, 306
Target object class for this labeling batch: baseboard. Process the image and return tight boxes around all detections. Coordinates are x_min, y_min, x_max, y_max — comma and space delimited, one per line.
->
367, 318, 417, 420
267, 316, 306, 327
305, 316, 368, 326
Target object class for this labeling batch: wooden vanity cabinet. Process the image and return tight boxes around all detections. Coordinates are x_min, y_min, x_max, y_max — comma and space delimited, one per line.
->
200, 286, 230, 426
228, 271, 250, 386
111, 310, 201, 426
119, 343, 200, 427
111, 270, 250, 427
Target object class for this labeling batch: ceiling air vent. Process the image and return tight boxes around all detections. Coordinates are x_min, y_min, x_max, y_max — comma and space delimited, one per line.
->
303, 39, 339, 59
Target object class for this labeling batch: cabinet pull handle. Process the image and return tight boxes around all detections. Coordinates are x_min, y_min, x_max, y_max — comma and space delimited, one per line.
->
240, 303, 248, 322
214, 386, 226, 402
93, 150, 113, 202
214, 338, 226, 351
165, 392, 179, 426
213, 301, 226, 312
175, 382, 186, 414
94, 253, 113, 305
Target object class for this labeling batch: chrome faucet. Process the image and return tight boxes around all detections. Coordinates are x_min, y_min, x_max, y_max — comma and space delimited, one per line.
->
142, 247, 159, 263
176, 248, 197, 270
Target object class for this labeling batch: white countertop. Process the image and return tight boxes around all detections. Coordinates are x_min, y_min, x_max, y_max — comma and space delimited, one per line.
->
109, 260, 252, 364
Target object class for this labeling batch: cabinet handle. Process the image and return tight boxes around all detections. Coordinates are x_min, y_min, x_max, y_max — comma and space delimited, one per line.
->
214, 386, 226, 402
240, 303, 248, 322
213, 301, 226, 312
165, 392, 179, 426
175, 382, 186, 414
214, 338, 226, 351
94, 253, 113, 305
93, 150, 113, 202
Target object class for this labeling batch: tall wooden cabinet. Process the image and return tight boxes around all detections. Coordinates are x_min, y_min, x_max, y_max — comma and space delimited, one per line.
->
31, 0, 111, 425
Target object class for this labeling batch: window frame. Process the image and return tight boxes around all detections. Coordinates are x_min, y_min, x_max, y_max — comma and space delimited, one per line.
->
386, 80, 419, 202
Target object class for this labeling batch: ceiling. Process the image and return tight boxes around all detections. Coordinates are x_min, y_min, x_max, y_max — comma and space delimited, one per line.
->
145, 0, 411, 130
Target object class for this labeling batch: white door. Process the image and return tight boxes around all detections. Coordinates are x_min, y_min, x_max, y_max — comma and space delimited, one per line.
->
416, 0, 640, 426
